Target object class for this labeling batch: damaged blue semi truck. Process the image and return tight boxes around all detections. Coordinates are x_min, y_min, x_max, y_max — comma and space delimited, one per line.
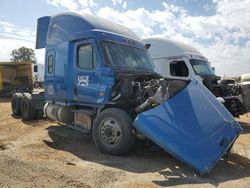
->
11, 12, 242, 175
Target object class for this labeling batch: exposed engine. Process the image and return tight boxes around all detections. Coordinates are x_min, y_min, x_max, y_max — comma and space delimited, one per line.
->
219, 82, 242, 97
110, 73, 188, 115
202, 75, 242, 97
202, 75, 246, 117
134, 78, 169, 113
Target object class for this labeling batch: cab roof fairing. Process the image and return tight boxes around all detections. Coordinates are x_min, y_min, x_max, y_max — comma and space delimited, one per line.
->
142, 37, 208, 61
36, 12, 142, 49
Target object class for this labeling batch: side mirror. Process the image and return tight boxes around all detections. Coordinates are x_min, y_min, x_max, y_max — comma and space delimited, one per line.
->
144, 43, 151, 49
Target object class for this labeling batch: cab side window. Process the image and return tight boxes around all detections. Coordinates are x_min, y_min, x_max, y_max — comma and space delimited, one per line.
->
48, 55, 54, 74
170, 61, 189, 77
78, 44, 97, 69
33, 65, 38, 72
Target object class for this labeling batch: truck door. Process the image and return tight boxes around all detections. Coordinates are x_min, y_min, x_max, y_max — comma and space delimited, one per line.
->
73, 39, 101, 104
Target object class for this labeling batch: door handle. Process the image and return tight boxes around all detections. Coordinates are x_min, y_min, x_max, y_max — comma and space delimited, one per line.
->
74, 87, 77, 95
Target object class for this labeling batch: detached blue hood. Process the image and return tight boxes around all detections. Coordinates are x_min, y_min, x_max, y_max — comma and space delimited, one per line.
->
133, 78, 242, 175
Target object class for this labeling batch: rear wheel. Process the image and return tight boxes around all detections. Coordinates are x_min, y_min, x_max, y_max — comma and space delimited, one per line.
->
11, 93, 23, 116
21, 93, 36, 120
92, 108, 135, 155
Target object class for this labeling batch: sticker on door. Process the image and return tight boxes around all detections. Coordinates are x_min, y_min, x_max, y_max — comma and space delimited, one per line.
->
77, 75, 89, 86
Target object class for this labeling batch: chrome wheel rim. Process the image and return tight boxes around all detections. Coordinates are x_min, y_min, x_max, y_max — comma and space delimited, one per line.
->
99, 118, 122, 146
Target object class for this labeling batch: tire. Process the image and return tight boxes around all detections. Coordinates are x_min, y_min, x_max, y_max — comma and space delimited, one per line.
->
92, 108, 135, 155
21, 93, 36, 120
11, 93, 23, 116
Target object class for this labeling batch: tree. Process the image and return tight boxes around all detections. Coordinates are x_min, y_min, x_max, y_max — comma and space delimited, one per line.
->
10, 46, 37, 63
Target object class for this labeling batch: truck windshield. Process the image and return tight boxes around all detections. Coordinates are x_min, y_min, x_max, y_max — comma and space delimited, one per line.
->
190, 59, 215, 76
101, 41, 154, 72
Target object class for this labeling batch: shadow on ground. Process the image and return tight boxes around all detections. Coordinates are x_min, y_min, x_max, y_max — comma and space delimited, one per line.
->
0, 98, 11, 103
153, 153, 250, 186
10, 114, 48, 127
44, 125, 250, 187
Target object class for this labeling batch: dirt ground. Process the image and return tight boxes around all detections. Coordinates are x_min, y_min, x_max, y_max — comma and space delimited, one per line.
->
0, 98, 250, 188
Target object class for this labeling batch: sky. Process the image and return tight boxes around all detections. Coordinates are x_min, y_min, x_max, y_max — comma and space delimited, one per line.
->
0, 0, 249, 77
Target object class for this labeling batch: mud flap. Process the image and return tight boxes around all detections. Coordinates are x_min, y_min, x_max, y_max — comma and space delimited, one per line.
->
133, 78, 242, 175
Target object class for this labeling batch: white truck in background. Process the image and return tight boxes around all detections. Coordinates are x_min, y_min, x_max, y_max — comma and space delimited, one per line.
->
142, 37, 249, 117
240, 73, 250, 112
32, 63, 44, 88
142, 37, 214, 80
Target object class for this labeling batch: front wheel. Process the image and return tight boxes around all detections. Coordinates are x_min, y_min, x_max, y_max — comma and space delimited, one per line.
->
92, 108, 135, 155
